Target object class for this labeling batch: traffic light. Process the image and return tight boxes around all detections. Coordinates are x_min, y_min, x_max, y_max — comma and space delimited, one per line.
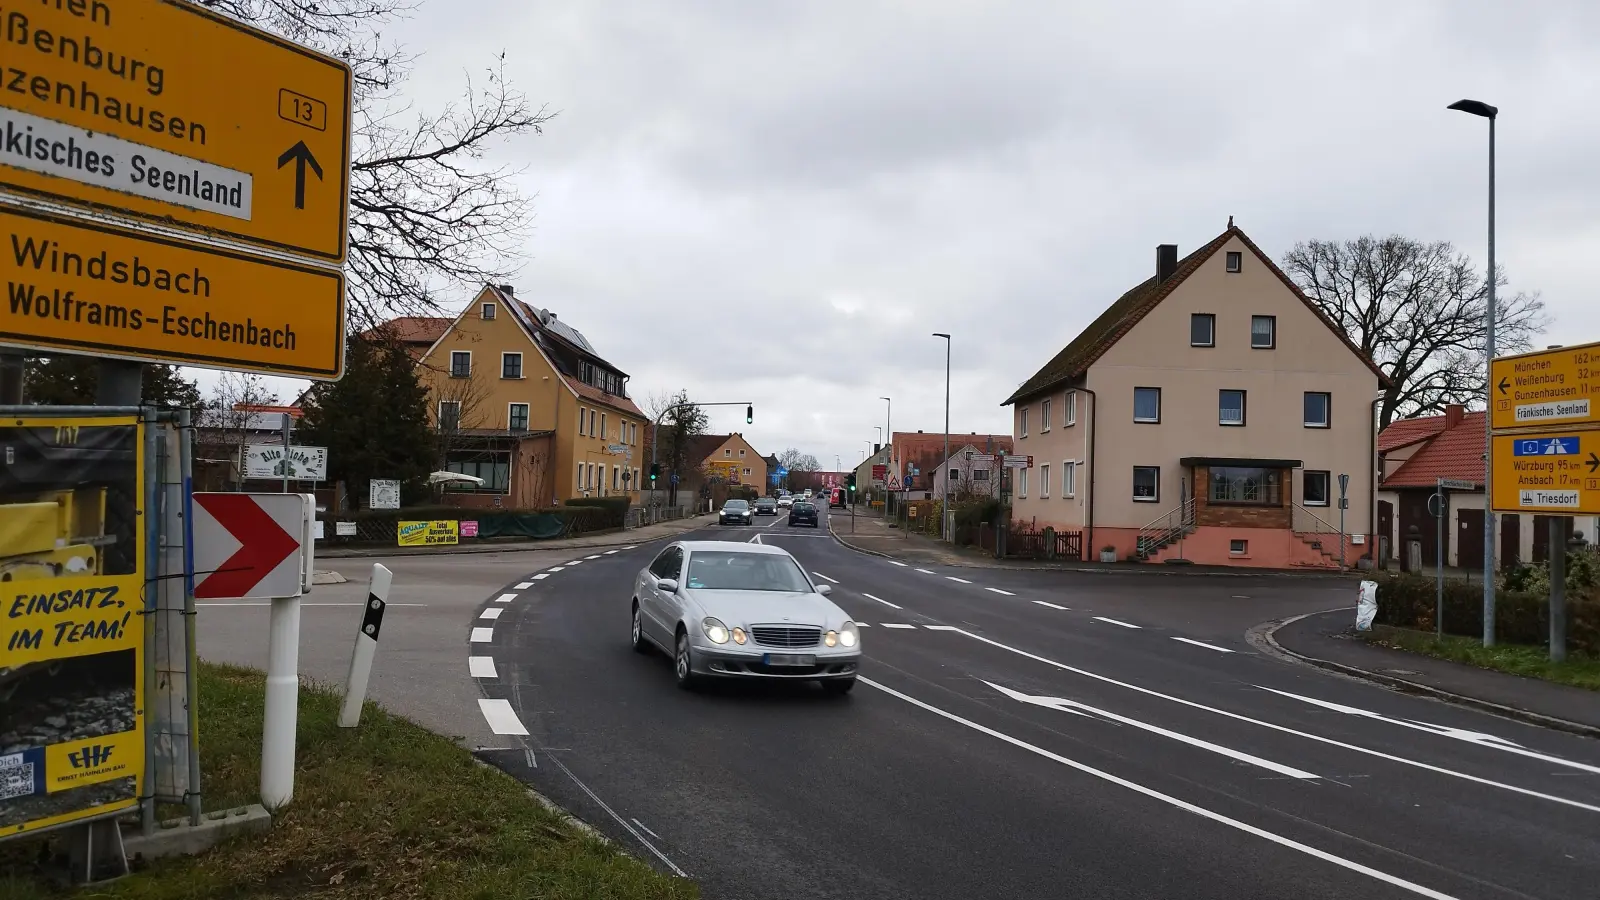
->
745, 404, 754, 424
649, 462, 661, 484
847, 473, 856, 493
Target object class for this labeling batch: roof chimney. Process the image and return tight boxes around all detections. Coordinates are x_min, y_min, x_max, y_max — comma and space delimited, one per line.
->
917, 429, 924, 433
1157, 244, 1178, 283
497, 284, 515, 295
1445, 404, 1465, 428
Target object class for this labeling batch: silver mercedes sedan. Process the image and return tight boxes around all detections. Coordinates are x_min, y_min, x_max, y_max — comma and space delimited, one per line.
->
631, 540, 861, 694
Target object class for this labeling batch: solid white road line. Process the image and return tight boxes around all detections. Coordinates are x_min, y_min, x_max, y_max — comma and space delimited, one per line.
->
515, 582, 534, 589
470, 627, 495, 643
1093, 616, 1141, 629
812, 572, 841, 583
860, 678, 1458, 900
532, 573, 550, 580
888, 560, 908, 567
631, 817, 662, 840
922, 625, 1600, 814
496, 593, 518, 603
861, 593, 902, 609
946, 576, 973, 584
985, 587, 1015, 596
479, 608, 503, 620
539, 747, 690, 878
881, 623, 916, 629
985, 681, 1319, 779
1172, 636, 1236, 653
477, 698, 529, 735
914, 568, 935, 574
468, 656, 497, 678
1033, 601, 1069, 610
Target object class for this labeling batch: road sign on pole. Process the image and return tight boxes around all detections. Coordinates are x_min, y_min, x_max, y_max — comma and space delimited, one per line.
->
1490, 341, 1600, 431
1489, 431, 1600, 514
0, 204, 345, 377
0, 0, 353, 263
192, 493, 308, 599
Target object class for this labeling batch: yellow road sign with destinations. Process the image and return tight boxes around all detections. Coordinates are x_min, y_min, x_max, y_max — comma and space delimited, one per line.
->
1490, 431, 1600, 515
0, 203, 344, 377
0, 0, 351, 262
1490, 341, 1600, 431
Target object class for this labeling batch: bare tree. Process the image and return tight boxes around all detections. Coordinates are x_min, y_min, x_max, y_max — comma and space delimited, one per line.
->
643, 389, 710, 505
206, 372, 280, 485
198, 0, 555, 327
1281, 235, 1549, 427
432, 367, 491, 466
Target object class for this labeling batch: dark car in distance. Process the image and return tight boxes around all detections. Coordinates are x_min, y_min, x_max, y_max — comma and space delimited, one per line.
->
720, 499, 754, 526
755, 497, 778, 516
788, 500, 819, 527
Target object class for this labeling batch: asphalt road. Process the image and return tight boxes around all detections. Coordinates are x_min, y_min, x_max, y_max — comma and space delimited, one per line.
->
467, 504, 1597, 898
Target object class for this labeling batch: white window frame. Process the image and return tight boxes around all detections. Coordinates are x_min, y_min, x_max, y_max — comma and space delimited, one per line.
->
449, 350, 471, 378
575, 462, 583, 491
1251, 315, 1276, 349
724, 448, 732, 457
1019, 407, 1029, 438
739, 448, 746, 456
1226, 251, 1243, 274
1133, 466, 1160, 503
1304, 470, 1332, 507
1041, 399, 1052, 433
438, 400, 461, 431
600, 412, 608, 441
1133, 387, 1161, 424
1219, 389, 1246, 426
577, 406, 586, 434
1064, 460, 1077, 498
500, 351, 522, 379
481, 302, 496, 319
1018, 467, 1029, 498
508, 402, 529, 432
613, 465, 620, 491
1040, 463, 1050, 498
742, 467, 751, 476
1065, 392, 1077, 426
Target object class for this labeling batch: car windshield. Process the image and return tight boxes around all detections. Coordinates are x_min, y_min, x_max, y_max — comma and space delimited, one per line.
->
757, 498, 775, 506
684, 551, 813, 592
793, 502, 814, 511
724, 500, 748, 510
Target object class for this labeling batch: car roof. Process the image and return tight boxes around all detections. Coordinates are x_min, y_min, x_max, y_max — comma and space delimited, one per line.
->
676, 540, 791, 556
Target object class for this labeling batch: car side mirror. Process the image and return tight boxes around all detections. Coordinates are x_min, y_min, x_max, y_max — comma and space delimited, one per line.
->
815, 584, 832, 596
657, 578, 679, 593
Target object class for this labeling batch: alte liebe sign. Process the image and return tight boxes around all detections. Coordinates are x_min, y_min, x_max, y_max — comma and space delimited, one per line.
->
243, 443, 328, 480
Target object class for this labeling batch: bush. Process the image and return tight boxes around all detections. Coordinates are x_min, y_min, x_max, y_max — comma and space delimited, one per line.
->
1373, 573, 1599, 656
563, 497, 630, 529
954, 498, 1003, 529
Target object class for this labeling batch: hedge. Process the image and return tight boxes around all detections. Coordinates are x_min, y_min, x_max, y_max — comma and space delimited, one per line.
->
563, 497, 631, 529
319, 505, 616, 545
1374, 573, 1600, 657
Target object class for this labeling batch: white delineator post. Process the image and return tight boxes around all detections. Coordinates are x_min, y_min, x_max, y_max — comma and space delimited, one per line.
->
340, 564, 393, 727
261, 594, 302, 810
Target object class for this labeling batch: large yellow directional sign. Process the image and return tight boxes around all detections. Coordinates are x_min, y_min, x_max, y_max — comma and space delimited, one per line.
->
0, 204, 344, 378
0, 0, 351, 263
1490, 431, 1600, 515
1491, 341, 1600, 431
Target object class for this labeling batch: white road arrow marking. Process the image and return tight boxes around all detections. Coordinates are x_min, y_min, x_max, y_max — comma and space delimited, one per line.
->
985, 681, 1320, 779
1256, 686, 1600, 776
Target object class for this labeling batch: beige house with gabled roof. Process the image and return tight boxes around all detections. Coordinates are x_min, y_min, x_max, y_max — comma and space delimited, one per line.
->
1003, 221, 1387, 568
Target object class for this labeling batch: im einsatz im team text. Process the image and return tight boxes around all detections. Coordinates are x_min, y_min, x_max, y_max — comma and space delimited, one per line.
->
4, 231, 299, 351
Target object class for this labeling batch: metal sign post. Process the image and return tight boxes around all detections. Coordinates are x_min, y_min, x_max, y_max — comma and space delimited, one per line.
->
1431, 480, 1447, 636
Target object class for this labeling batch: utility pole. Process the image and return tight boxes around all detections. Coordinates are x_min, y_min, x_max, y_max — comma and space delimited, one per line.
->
934, 333, 951, 542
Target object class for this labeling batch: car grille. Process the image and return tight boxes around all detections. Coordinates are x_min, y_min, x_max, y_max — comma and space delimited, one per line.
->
750, 625, 821, 648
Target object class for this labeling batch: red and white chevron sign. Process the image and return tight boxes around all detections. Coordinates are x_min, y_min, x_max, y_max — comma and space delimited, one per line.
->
192, 493, 308, 599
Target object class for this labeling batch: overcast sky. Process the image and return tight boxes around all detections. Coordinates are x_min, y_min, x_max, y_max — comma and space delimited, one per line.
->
197, 0, 1600, 470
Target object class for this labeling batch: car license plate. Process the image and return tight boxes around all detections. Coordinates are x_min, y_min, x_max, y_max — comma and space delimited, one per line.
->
763, 653, 816, 667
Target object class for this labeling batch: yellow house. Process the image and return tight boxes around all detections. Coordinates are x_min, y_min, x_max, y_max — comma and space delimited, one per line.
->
682, 433, 769, 496
407, 284, 648, 508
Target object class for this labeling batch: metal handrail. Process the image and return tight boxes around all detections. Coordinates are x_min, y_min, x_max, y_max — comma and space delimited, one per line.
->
1292, 502, 1340, 534
1136, 497, 1194, 558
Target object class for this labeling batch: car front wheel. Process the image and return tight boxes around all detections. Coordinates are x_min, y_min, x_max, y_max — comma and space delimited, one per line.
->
631, 603, 651, 654
674, 630, 697, 689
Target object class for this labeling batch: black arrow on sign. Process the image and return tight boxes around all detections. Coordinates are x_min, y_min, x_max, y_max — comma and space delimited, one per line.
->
276, 141, 323, 210
1497, 376, 1510, 395
1588, 452, 1599, 474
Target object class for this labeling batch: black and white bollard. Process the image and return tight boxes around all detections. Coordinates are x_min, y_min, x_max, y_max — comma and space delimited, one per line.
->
339, 563, 393, 727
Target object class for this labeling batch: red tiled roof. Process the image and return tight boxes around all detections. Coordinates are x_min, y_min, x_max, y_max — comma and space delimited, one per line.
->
565, 376, 644, 418
363, 316, 451, 346
1003, 224, 1389, 406
1378, 415, 1449, 453
1382, 411, 1486, 488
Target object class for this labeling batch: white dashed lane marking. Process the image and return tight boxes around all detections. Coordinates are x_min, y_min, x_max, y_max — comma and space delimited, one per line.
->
1033, 601, 1069, 610
514, 582, 533, 589
1172, 637, 1236, 653
985, 587, 1015, 596
812, 572, 841, 584
1093, 616, 1142, 629
548, 567, 565, 573
495, 593, 519, 604
861, 593, 902, 609
478, 699, 529, 735
479, 608, 503, 620
888, 561, 908, 567
468, 656, 497, 678
946, 576, 972, 584
586, 554, 602, 559
470, 626, 495, 643
532, 573, 550, 580
914, 568, 935, 575
566, 560, 584, 566
881, 623, 916, 629
605, 549, 619, 555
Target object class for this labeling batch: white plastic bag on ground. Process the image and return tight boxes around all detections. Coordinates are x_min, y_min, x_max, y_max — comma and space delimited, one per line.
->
1355, 580, 1378, 631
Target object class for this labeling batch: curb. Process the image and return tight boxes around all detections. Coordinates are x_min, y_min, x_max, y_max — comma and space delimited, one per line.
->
1250, 611, 1600, 740
827, 527, 1359, 580
319, 518, 715, 559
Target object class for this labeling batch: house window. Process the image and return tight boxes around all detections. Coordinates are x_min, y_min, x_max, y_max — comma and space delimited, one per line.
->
577, 407, 585, 433
1225, 251, 1242, 274
1133, 466, 1160, 502
1251, 315, 1276, 349
600, 412, 608, 441
450, 351, 471, 378
1230, 539, 1248, 555
1209, 467, 1283, 506
1040, 464, 1050, 498
481, 302, 496, 319
581, 361, 596, 385
1064, 461, 1077, 498
1019, 407, 1029, 437
1133, 387, 1161, 423
1304, 392, 1331, 428
742, 467, 751, 476
739, 448, 746, 456
1018, 467, 1029, 498
1190, 313, 1215, 347
587, 463, 595, 490
445, 456, 509, 492
974, 468, 989, 482
724, 448, 732, 457
1304, 470, 1331, 506
1219, 390, 1246, 426
575, 462, 583, 490
588, 410, 596, 436
501, 352, 522, 379
1065, 391, 1077, 426
1041, 399, 1052, 432
508, 403, 529, 432
438, 400, 461, 431
613, 466, 620, 490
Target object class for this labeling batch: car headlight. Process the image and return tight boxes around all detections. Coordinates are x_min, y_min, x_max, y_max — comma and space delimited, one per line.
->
702, 617, 730, 644
824, 630, 837, 647
732, 627, 747, 645
839, 622, 859, 648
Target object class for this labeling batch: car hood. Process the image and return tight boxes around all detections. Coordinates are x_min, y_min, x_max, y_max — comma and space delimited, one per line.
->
684, 590, 844, 628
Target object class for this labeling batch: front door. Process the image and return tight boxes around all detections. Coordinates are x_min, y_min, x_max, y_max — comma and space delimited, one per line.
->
1457, 508, 1485, 571
1377, 500, 1394, 564
1396, 491, 1435, 573
1501, 514, 1521, 569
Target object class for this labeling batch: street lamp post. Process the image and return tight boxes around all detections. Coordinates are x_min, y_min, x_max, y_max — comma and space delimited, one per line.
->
880, 396, 892, 521
649, 400, 753, 520
1449, 97, 1499, 646
933, 333, 951, 541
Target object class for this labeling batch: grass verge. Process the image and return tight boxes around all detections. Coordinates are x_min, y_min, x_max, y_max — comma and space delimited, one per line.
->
0, 663, 697, 900
1369, 625, 1600, 692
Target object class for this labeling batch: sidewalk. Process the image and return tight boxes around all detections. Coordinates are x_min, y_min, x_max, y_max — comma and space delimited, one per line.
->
1267, 609, 1600, 737
319, 512, 716, 558
829, 513, 1355, 579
